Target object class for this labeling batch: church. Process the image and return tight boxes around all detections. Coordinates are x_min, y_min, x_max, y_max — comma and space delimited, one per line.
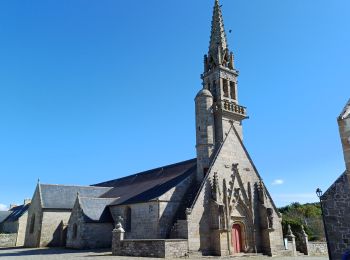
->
22, 0, 286, 257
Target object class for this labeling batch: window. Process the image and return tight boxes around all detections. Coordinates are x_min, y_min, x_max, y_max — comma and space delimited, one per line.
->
125, 207, 131, 232
29, 215, 35, 234
73, 223, 78, 239
230, 81, 236, 100
223, 79, 229, 97
212, 80, 217, 97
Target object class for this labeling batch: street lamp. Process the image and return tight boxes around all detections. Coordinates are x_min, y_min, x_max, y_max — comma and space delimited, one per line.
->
316, 188, 332, 260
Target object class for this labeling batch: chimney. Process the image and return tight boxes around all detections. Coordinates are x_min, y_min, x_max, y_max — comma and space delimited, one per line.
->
9, 204, 18, 210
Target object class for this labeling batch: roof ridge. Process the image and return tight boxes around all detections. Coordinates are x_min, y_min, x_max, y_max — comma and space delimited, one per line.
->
93, 158, 196, 186
40, 183, 111, 189
79, 197, 115, 200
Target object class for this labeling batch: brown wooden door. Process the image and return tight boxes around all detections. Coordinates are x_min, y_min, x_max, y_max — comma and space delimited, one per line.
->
231, 224, 242, 253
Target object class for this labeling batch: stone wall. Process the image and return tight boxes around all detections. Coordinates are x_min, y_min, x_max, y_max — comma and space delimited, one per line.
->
110, 202, 159, 239
39, 210, 71, 247
0, 233, 17, 247
15, 212, 28, 247
322, 172, 350, 260
24, 186, 43, 248
112, 239, 188, 258
308, 242, 328, 256
66, 204, 113, 250
158, 174, 193, 238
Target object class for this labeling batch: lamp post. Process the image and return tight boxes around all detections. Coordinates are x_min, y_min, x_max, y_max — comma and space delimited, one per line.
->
316, 188, 332, 260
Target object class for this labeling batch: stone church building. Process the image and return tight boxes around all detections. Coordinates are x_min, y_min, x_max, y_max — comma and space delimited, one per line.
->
22, 0, 286, 257
322, 99, 350, 260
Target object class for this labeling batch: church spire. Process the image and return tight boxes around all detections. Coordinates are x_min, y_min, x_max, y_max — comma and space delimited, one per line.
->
209, 0, 228, 54
205, 0, 234, 72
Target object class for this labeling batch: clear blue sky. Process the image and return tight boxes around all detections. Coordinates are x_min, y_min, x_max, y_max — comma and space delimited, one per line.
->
0, 0, 349, 209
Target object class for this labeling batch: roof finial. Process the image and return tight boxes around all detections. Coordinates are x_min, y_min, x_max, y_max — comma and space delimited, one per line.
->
37, 178, 40, 184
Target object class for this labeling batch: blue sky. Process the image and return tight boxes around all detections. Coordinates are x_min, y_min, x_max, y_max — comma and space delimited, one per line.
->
0, 0, 349, 209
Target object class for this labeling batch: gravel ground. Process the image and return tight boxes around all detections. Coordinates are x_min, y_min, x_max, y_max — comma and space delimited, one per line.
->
0, 248, 329, 260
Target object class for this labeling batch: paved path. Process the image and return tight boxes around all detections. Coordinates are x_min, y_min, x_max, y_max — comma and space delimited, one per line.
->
0, 248, 329, 260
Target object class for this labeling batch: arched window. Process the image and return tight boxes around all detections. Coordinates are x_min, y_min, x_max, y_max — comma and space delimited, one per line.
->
212, 80, 217, 98
230, 81, 236, 100
73, 223, 78, 239
29, 215, 35, 234
125, 207, 131, 232
223, 79, 229, 97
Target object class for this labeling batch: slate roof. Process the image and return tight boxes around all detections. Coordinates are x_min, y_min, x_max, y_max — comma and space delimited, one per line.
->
3, 204, 30, 222
39, 184, 112, 209
0, 211, 11, 223
79, 197, 115, 223
94, 158, 197, 206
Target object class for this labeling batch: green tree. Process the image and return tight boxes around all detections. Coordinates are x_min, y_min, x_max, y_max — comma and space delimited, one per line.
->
279, 202, 324, 241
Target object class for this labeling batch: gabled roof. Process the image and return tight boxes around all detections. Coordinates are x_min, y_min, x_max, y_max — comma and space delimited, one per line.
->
79, 197, 114, 223
0, 211, 11, 223
39, 184, 112, 209
3, 204, 30, 222
94, 158, 197, 206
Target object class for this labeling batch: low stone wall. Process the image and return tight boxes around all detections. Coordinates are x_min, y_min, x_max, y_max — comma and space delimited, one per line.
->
113, 239, 188, 258
0, 233, 17, 248
308, 242, 328, 256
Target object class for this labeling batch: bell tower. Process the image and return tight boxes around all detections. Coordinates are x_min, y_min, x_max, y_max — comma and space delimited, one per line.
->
196, 0, 247, 181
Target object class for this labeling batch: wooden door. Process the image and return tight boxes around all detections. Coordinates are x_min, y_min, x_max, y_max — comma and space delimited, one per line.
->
231, 224, 242, 253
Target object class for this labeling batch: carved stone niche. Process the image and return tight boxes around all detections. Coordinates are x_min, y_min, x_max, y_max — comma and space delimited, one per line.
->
266, 208, 274, 230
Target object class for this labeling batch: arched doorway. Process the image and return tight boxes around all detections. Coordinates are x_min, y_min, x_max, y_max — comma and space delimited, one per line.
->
231, 224, 243, 253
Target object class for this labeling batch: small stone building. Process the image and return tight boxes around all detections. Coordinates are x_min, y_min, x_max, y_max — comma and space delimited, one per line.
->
66, 196, 115, 249
0, 201, 30, 247
322, 99, 350, 260
24, 183, 112, 248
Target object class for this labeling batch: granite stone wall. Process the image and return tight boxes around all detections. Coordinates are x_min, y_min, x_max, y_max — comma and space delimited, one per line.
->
16, 212, 29, 246
0, 233, 17, 247
110, 202, 159, 239
322, 172, 350, 260
308, 242, 328, 256
24, 187, 43, 248
39, 210, 70, 247
66, 202, 113, 250
112, 239, 188, 258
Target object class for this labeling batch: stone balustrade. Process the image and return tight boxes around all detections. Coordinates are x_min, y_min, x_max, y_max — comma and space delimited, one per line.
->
221, 100, 246, 117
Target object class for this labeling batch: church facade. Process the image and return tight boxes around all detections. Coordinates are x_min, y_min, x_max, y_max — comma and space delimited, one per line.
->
22, 0, 286, 257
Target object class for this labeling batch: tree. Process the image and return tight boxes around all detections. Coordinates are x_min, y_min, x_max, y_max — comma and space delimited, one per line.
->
279, 202, 324, 241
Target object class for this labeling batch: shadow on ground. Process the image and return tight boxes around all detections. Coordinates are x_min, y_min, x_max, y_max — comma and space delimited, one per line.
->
0, 247, 111, 257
